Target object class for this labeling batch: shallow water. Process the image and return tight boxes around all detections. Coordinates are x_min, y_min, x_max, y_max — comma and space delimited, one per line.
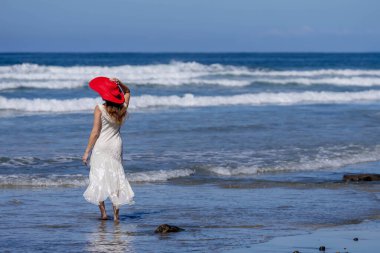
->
1, 181, 379, 252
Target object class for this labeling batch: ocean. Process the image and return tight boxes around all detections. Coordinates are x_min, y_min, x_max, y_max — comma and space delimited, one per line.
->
1, 53, 380, 252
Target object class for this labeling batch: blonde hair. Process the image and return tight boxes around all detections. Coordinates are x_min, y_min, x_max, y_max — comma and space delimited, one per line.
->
104, 101, 127, 124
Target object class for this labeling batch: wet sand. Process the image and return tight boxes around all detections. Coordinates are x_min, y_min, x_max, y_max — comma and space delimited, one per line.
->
229, 220, 380, 253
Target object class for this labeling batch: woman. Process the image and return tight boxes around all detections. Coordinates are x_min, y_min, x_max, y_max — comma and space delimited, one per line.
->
82, 77, 134, 221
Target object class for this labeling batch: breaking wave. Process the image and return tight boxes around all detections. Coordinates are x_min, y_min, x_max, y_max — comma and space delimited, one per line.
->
0, 169, 194, 187
1, 62, 380, 89
208, 146, 380, 176
2, 144, 380, 188
1, 90, 380, 112
1, 146, 380, 187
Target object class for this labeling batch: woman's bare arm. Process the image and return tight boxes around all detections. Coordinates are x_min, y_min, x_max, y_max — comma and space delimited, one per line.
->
123, 91, 131, 109
111, 78, 131, 109
82, 106, 102, 165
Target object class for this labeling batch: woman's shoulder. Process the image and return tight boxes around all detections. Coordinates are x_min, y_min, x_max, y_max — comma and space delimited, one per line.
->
96, 104, 114, 122
96, 103, 106, 112
93, 104, 101, 113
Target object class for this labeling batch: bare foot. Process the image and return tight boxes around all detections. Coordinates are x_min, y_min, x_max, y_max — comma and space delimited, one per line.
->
98, 201, 107, 220
113, 205, 119, 221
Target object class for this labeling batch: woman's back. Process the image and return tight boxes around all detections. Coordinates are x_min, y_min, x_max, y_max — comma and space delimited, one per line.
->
92, 104, 124, 161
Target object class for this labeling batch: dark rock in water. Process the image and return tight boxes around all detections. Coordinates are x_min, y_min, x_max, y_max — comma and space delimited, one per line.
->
293, 251, 300, 253
353, 237, 359, 241
154, 224, 184, 233
343, 174, 380, 182
319, 245, 326, 251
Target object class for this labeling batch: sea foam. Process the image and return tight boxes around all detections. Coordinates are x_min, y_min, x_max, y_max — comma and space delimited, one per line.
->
1, 62, 380, 89
0, 169, 194, 187
1, 146, 380, 187
208, 146, 380, 176
1, 90, 380, 112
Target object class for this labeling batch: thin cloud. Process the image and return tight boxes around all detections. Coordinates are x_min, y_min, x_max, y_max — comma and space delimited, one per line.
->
264, 26, 314, 37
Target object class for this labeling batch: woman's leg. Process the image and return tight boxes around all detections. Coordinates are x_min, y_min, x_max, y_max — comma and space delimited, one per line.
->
98, 201, 107, 220
112, 205, 119, 221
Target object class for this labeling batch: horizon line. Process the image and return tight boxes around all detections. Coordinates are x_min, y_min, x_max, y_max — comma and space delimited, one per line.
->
1, 51, 380, 54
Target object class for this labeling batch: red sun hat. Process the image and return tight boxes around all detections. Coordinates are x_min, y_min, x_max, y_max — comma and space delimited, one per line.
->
89, 77, 125, 104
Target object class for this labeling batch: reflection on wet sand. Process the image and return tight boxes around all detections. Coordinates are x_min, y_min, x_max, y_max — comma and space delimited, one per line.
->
86, 220, 135, 253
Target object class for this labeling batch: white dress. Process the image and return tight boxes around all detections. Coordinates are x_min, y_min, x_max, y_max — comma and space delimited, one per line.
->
83, 104, 134, 207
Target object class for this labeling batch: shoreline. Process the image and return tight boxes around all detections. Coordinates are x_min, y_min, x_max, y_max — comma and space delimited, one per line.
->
227, 220, 380, 253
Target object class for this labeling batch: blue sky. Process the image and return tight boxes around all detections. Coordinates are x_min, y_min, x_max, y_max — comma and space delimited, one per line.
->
0, 0, 379, 52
